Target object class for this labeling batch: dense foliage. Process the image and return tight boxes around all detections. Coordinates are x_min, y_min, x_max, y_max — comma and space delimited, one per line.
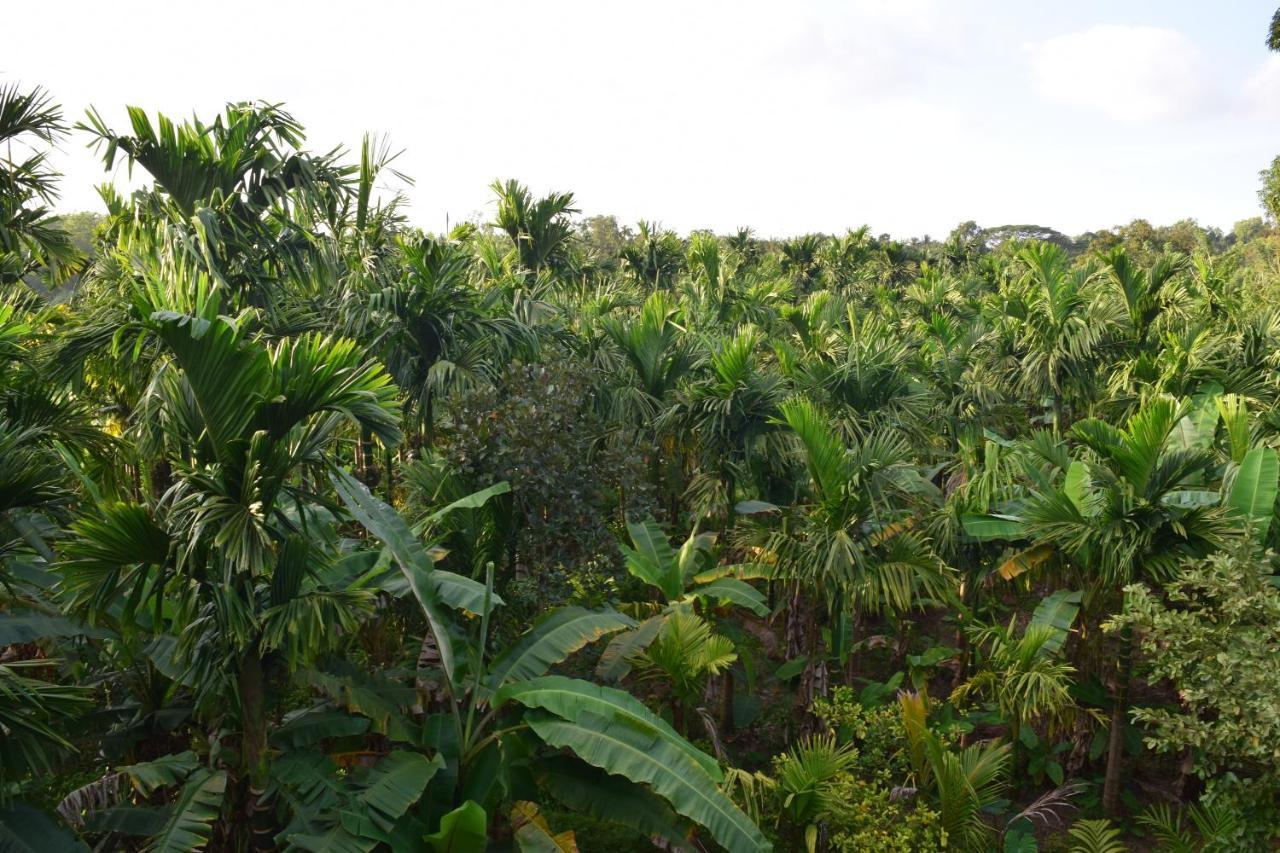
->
5, 81, 1280, 852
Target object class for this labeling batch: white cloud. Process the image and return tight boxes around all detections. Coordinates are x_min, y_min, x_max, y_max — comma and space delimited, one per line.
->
1030, 25, 1219, 122
1242, 55, 1280, 119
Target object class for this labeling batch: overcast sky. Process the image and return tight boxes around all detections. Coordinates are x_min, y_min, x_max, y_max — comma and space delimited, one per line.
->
8, 0, 1280, 238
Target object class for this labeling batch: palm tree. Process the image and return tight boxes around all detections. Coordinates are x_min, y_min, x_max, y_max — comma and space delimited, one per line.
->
601, 290, 696, 428
490, 178, 579, 276
80, 101, 351, 311
58, 289, 401, 846
1000, 242, 1114, 431
621, 221, 684, 290
763, 398, 952, 703
664, 326, 788, 525
0, 84, 79, 288
780, 234, 824, 292
367, 234, 535, 446
1022, 397, 1229, 814
1100, 248, 1188, 348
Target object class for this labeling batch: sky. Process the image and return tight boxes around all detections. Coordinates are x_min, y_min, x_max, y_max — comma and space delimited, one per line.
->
7, 0, 1280, 239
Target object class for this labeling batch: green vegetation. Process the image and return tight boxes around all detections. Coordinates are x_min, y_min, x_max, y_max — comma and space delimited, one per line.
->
5, 77, 1280, 852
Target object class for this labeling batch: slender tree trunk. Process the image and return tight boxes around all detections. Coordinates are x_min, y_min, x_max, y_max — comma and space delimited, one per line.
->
719, 670, 734, 733
785, 583, 806, 659
1102, 626, 1133, 816
237, 649, 273, 851
359, 428, 378, 487
724, 470, 736, 533
150, 458, 172, 500
384, 447, 395, 504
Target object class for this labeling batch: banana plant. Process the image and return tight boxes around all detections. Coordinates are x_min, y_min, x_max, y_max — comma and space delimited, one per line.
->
597, 516, 768, 683
331, 471, 771, 853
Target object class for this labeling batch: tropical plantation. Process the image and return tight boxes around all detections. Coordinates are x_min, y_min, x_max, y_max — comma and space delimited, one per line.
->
6, 73, 1280, 851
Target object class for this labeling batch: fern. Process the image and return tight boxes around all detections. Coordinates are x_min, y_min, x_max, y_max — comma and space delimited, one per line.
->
1066, 818, 1127, 853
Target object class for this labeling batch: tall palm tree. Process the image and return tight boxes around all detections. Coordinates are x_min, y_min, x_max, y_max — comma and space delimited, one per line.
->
58, 287, 400, 846
764, 397, 952, 699
664, 326, 787, 525
490, 178, 579, 276
1022, 396, 1229, 814
1000, 242, 1114, 431
0, 84, 79, 288
367, 234, 535, 445
80, 101, 352, 312
621, 221, 684, 290
601, 290, 697, 427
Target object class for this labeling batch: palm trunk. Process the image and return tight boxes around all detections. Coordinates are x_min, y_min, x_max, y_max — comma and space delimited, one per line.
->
359, 428, 378, 487
1102, 626, 1133, 816
719, 670, 734, 733
384, 447, 395, 504
724, 470, 737, 533
237, 649, 273, 851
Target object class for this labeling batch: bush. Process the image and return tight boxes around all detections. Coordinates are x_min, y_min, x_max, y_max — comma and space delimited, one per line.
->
824, 776, 947, 852
442, 356, 655, 577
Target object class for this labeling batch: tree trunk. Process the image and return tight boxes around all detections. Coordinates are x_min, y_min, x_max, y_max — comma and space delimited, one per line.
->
384, 446, 395, 504
1102, 626, 1133, 816
718, 670, 734, 733
785, 583, 806, 659
237, 650, 274, 851
150, 458, 172, 500
359, 428, 379, 488
723, 471, 736, 532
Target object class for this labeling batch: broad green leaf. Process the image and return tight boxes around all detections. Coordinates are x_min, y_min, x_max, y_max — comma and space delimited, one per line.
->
359, 751, 443, 830
1227, 446, 1279, 541
676, 531, 715, 583
596, 616, 666, 682
1161, 490, 1220, 509
425, 800, 487, 853
526, 711, 768, 853
271, 709, 371, 749
960, 514, 1024, 541
119, 751, 199, 795
997, 543, 1054, 581
621, 517, 682, 601
734, 500, 780, 515
484, 607, 634, 695
687, 578, 769, 616
0, 612, 109, 645
1169, 390, 1218, 453
983, 428, 1014, 448
144, 768, 226, 853
288, 826, 375, 853
774, 656, 808, 681
420, 481, 511, 527
331, 468, 456, 684
1063, 461, 1088, 514
430, 569, 504, 612
81, 805, 168, 837
534, 756, 695, 851
1028, 590, 1081, 657
691, 563, 773, 584
0, 803, 89, 853
510, 801, 576, 852
495, 675, 722, 782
